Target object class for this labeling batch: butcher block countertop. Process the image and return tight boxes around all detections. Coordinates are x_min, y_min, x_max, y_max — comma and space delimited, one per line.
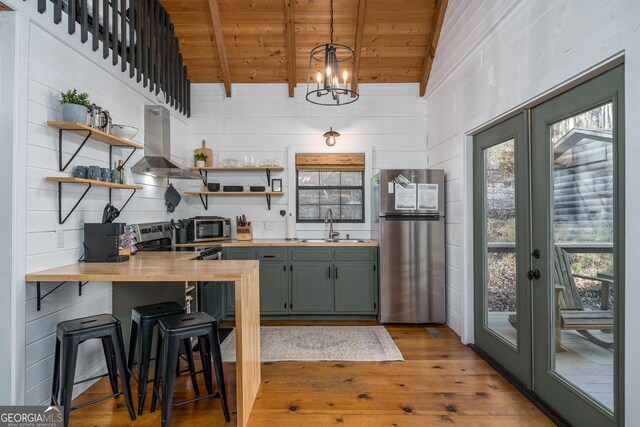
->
173, 239, 378, 248
25, 252, 259, 282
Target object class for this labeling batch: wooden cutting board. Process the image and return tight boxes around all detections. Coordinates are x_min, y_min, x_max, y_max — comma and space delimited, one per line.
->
194, 140, 213, 166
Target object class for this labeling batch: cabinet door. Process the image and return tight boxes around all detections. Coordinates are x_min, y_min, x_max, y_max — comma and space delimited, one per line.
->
224, 248, 255, 316
202, 282, 224, 320
334, 263, 377, 313
260, 262, 289, 314
290, 262, 334, 313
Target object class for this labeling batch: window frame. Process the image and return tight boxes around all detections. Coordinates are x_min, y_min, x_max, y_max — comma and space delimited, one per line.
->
295, 170, 366, 224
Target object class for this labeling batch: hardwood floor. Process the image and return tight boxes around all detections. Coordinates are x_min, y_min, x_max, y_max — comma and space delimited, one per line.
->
69, 321, 554, 426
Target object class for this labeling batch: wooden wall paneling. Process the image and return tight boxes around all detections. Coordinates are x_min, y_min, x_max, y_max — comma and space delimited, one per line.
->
129, 0, 136, 78
351, 0, 366, 97
0, 1, 11, 11
112, 0, 118, 66
80, 0, 88, 43
136, 0, 142, 82
206, 0, 232, 96
67, 0, 76, 35
283, 0, 296, 97
92, 0, 99, 51
53, 0, 61, 24
419, 0, 447, 96
120, 0, 127, 71
102, 0, 109, 59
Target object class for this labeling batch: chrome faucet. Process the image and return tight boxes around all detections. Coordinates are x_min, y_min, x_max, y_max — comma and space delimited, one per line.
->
324, 209, 339, 240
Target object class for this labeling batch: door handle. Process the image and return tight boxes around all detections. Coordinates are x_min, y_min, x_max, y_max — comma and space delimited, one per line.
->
532, 249, 541, 259
328, 266, 331, 278
335, 266, 338, 279
527, 269, 541, 280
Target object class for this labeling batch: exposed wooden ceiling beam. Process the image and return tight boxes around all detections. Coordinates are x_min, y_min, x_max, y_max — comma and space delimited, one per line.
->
350, 0, 366, 97
206, 0, 232, 97
283, 0, 296, 97
419, 0, 447, 97
0, 2, 13, 11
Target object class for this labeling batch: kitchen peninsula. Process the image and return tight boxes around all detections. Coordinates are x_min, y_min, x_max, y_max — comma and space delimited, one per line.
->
25, 252, 260, 427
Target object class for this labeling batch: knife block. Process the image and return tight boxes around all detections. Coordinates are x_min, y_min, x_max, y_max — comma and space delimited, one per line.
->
237, 223, 253, 241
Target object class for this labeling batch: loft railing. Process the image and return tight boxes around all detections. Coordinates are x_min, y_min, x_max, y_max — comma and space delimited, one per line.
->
28, 0, 190, 117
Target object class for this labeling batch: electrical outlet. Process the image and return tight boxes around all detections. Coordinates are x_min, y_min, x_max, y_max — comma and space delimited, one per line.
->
264, 222, 274, 231
56, 230, 64, 248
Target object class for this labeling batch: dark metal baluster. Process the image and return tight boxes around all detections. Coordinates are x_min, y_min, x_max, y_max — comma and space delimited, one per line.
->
154, 2, 161, 95
129, 0, 135, 77
142, 0, 148, 87
37, 0, 46, 14
167, 24, 174, 105
112, 0, 118, 66
135, 0, 142, 82
92, 0, 99, 51
68, 0, 76, 34
182, 65, 187, 114
53, 0, 62, 24
148, 0, 155, 91
173, 37, 179, 108
102, 0, 109, 59
120, 0, 126, 71
159, 8, 166, 97
177, 56, 183, 112
187, 79, 191, 118
80, 0, 88, 43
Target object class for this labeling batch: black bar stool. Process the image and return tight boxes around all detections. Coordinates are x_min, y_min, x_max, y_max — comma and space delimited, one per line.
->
150, 311, 230, 426
51, 314, 135, 427
127, 301, 200, 414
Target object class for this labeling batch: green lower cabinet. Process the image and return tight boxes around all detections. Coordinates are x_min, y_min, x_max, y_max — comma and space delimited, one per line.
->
334, 262, 377, 313
259, 262, 289, 314
290, 262, 334, 313
202, 281, 225, 320
223, 248, 255, 317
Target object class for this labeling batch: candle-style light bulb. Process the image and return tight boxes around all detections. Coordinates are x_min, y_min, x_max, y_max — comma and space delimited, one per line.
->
326, 66, 332, 77
316, 72, 322, 92
343, 70, 348, 90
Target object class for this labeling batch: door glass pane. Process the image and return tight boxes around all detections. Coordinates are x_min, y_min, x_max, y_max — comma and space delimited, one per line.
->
483, 139, 517, 346
550, 103, 614, 410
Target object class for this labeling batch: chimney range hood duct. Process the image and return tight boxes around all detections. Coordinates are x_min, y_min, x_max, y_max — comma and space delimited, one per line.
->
131, 105, 201, 180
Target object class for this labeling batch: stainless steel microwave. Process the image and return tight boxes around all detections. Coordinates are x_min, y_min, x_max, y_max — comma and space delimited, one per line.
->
188, 217, 231, 242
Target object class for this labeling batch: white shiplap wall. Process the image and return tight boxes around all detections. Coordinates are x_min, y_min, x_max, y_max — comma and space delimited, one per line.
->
187, 83, 428, 239
20, 19, 193, 405
425, 0, 640, 423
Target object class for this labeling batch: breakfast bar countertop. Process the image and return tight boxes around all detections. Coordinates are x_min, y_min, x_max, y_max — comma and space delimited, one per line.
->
172, 239, 379, 248
25, 252, 261, 427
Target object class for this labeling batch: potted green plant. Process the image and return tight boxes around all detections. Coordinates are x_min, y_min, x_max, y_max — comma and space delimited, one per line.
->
60, 89, 91, 123
194, 153, 208, 168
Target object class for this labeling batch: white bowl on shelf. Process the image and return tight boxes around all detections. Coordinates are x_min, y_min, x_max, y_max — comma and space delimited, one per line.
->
111, 124, 139, 140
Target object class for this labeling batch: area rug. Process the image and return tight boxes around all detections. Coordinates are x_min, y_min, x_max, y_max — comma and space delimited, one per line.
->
220, 326, 404, 362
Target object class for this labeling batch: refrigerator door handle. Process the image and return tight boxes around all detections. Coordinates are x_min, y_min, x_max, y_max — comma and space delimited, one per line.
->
383, 214, 440, 221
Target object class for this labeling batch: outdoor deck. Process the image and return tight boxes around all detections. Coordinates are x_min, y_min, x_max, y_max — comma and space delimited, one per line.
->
488, 312, 614, 410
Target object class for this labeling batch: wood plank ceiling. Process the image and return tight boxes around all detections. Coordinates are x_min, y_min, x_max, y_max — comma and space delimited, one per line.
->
159, 0, 447, 97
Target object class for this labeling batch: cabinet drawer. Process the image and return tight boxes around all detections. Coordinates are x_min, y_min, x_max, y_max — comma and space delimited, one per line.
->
257, 247, 287, 261
290, 248, 333, 261
223, 247, 256, 260
334, 247, 376, 261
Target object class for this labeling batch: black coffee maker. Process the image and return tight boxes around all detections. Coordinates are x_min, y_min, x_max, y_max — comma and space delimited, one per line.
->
83, 223, 129, 262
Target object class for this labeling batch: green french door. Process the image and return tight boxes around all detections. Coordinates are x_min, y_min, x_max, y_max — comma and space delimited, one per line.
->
530, 65, 624, 427
475, 65, 624, 427
473, 112, 532, 386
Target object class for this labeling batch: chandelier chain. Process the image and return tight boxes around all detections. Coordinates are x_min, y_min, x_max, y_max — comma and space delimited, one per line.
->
330, 0, 334, 45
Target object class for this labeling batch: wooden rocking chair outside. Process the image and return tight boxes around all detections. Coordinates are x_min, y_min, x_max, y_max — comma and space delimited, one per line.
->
508, 246, 613, 350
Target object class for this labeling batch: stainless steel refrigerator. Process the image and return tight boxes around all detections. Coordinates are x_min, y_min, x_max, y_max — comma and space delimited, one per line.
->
374, 169, 446, 323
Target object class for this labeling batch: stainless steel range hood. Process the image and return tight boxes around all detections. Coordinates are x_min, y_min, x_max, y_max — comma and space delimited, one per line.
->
131, 105, 201, 179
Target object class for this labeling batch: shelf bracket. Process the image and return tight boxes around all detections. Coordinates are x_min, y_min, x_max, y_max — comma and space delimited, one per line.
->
192, 169, 208, 186
108, 188, 137, 212
266, 194, 272, 210
37, 281, 88, 311
59, 129, 92, 172
58, 181, 92, 224
198, 193, 209, 210
109, 145, 138, 171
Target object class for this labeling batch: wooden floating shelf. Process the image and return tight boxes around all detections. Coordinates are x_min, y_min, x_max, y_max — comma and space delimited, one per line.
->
45, 177, 143, 190
184, 191, 283, 196
188, 166, 284, 172
47, 121, 144, 149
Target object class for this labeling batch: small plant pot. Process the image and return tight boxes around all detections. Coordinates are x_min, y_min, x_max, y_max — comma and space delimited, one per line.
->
195, 160, 206, 167
61, 103, 89, 123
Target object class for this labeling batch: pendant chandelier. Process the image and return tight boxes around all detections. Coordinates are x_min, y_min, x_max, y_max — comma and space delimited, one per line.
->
306, 0, 359, 106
